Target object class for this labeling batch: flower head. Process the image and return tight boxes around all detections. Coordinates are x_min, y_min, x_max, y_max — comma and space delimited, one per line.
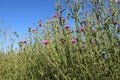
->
64, 26, 70, 29
71, 39, 77, 44
80, 27, 85, 31
62, 18, 65, 23
42, 40, 49, 45
31, 28, 36, 33
50, 19, 53, 24
53, 13, 58, 19
38, 20, 42, 27
55, 4, 60, 10
19, 39, 27, 44
116, 0, 120, 3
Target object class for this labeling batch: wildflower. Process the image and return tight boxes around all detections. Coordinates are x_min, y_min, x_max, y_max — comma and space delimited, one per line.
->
116, 0, 120, 3
10, 38, 15, 42
42, 40, 49, 45
85, 11, 89, 16
19, 39, 27, 44
62, 18, 65, 23
80, 27, 85, 31
53, 13, 58, 19
31, 28, 36, 33
92, 30, 95, 33
64, 26, 70, 29
50, 19, 53, 24
71, 39, 77, 44
38, 20, 42, 27
82, 19, 86, 23
55, 4, 60, 10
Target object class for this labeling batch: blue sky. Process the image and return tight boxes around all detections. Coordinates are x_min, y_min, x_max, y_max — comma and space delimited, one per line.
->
0, 0, 57, 51
0, 0, 55, 36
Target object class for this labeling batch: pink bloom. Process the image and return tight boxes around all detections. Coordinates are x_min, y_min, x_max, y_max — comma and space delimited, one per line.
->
92, 30, 95, 33
117, 0, 120, 3
19, 39, 27, 44
50, 19, 53, 24
31, 28, 36, 33
71, 39, 77, 44
38, 20, 42, 27
64, 26, 70, 29
53, 13, 58, 19
23, 39, 27, 43
82, 19, 86, 23
62, 18, 65, 23
80, 27, 85, 31
55, 4, 60, 9
42, 40, 49, 45
39, 23, 42, 27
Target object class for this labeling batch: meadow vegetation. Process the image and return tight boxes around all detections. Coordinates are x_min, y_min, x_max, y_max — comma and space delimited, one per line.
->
0, 0, 120, 80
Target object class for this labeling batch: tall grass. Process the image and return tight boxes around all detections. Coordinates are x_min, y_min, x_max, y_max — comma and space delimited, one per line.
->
0, 0, 120, 80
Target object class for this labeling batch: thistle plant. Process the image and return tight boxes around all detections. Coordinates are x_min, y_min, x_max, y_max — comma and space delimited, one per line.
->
0, 0, 120, 80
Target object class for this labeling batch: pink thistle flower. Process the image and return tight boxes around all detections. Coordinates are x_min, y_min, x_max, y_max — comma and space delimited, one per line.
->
82, 19, 86, 23
55, 4, 60, 9
64, 26, 70, 29
42, 40, 49, 45
31, 28, 36, 33
50, 19, 53, 24
23, 39, 27, 43
39, 23, 42, 27
71, 39, 77, 44
38, 20, 42, 27
62, 18, 65, 23
10, 38, 15, 42
116, 0, 120, 3
19, 39, 27, 44
80, 27, 85, 31
53, 13, 58, 19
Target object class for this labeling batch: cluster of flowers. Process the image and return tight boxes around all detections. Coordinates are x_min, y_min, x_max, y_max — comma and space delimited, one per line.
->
18, 9, 119, 46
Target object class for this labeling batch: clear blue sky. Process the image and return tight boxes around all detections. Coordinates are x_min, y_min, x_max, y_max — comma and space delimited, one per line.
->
0, 0, 57, 51
0, 0, 55, 36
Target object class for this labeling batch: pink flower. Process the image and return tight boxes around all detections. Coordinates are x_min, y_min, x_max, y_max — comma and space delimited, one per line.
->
38, 20, 42, 27
117, 0, 120, 3
53, 13, 58, 19
64, 26, 70, 29
39, 23, 42, 27
55, 4, 60, 9
71, 39, 77, 44
50, 19, 53, 23
80, 27, 85, 31
42, 40, 49, 45
62, 18, 65, 23
82, 19, 86, 23
23, 39, 27, 43
19, 39, 27, 44
31, 28, 36, 33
